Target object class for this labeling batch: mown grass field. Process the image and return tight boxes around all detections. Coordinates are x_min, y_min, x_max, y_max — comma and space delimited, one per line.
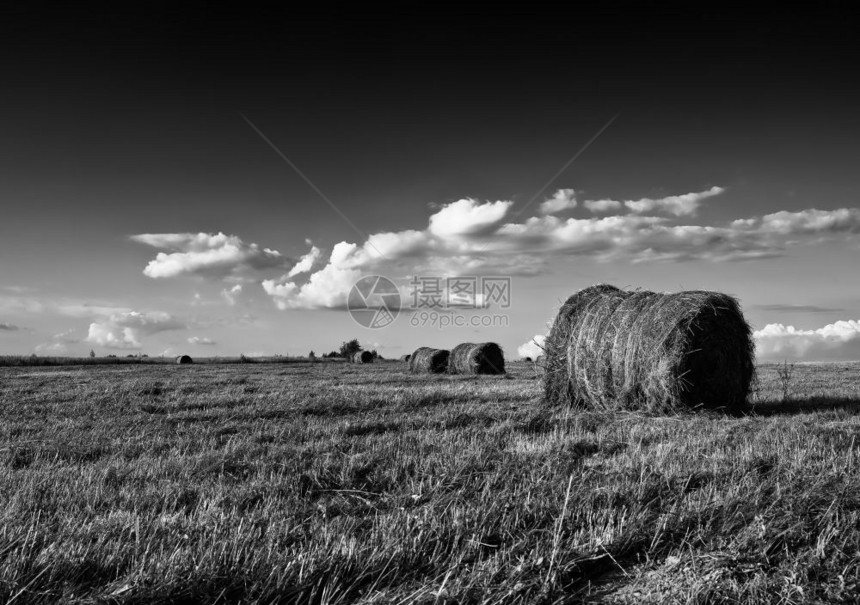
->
1, 360, 860, 603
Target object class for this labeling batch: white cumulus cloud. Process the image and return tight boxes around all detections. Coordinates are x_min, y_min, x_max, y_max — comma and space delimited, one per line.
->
754, 319, 860, 361
622, 186, 725, 216
517, 335, 546, 359
131, 232, 287, 280
539, 189, 577, 214
288, 246, 322, 277
188, 336, 217, 346
428, 198, 512, 237
86, 311, 185, 349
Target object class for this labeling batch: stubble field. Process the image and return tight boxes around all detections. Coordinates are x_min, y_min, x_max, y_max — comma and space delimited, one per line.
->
1, 360, 860, 603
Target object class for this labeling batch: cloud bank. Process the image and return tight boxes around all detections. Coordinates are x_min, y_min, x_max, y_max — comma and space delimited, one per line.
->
86, 311, 186, 349
261, 185, 860, 310
126, 187, 858, 315
755, 319, 860, 361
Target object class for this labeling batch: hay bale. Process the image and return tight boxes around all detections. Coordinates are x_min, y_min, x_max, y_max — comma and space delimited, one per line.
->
543, 284, 754, 412
353, 350, 374, 364
176, 355, 193, 365
448, 342, 506, 375
399, 354, 411, 362
408, 347, 449, 373
532, 354, 547, 378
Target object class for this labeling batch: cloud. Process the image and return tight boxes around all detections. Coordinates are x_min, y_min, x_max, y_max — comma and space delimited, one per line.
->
0, 322, 19, 331
539, 189, 577, 214
570, 186, 724, 217
131, 232, 287, 280
733, 208, 860, 235
32, 328, 81, 355
754, 319, 860, 361
621, 186, 725, 216
517, 335, 546, 359
263, 245, 364, 310
86, 311, 186, 349
260, 189, 859, 311
221, 284, 243, 306
188, 336, 217, 345
288, 246, 322, 277
584, 199, 623, 213
428, 198, 512, 237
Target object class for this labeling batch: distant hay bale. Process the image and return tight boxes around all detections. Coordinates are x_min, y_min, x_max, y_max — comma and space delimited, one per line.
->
399, 354, 411, 362
176, 355, 193, 365
353, 350, 374, 364
543, 284, 754, 412
448, 342, 506, 375
532, 354, 547, 378
408, 347, 449, 373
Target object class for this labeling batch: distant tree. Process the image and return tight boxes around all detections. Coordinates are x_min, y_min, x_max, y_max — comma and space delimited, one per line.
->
89, 349, 96, 359
339, 339, 361, 359
370, 349, 379, 360
308, 350, 316, 360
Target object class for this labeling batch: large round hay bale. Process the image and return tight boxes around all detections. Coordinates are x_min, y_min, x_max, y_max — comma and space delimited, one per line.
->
448, 342, 505, 375
543, 284, 754, 412
353, 350, 374, 364
399, 354, 411, 362
408, 347, 449, 373
176, 355, 193, 365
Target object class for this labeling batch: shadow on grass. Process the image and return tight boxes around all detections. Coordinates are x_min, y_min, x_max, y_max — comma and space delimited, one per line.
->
748, 395, 860, 417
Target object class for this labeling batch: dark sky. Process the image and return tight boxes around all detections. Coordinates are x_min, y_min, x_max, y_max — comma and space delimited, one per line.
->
4, 5, 858, 235
2, 4, 859, 358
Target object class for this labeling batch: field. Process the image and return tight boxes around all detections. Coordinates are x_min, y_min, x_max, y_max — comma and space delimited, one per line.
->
2, 360, 860, 604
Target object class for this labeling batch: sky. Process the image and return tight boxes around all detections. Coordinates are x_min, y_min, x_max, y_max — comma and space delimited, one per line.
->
1, 5, 859, 361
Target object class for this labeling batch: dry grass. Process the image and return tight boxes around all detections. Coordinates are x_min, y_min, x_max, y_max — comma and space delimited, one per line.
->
544, 284, 755, 413
1, 361, 859, 603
